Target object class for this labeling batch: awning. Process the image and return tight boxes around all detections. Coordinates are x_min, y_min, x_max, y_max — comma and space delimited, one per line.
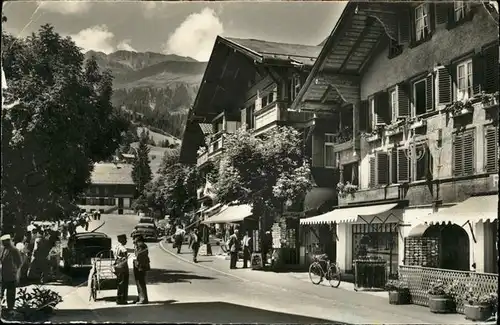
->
415, 195, 498, 226
203, 203, 222, 216
300, 203, 398, 225
202, 204, 253, 224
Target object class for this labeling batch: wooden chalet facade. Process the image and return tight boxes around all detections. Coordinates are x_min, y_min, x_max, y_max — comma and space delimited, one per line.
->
180, 36, 344, 264
298, 1, 499, 277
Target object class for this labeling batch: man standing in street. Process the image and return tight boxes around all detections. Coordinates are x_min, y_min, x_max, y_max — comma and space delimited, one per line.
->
113, 234, 129, 305
1, 234, 22, 312
189, 228, 202, 263
174, 225, 185, 254
227, 229, 241, 269
242, 231, 253, 268
132, 234, 150, 304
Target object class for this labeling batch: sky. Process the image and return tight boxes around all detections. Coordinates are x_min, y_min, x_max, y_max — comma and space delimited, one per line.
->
2, 1, 346, 62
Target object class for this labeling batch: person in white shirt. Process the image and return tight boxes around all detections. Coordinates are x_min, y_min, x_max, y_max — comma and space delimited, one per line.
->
113, 234, 129, 305
173, 225, 186, 254
242, 231, 253, 268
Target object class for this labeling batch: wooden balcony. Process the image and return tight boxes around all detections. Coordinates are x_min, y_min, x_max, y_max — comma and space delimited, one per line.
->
197, 151, 208, 167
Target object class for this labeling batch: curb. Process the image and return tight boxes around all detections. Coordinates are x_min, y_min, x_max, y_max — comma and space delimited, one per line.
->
158, 240, 250, 283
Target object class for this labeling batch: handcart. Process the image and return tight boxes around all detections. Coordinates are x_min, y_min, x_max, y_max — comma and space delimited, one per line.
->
88, 250, 117, 301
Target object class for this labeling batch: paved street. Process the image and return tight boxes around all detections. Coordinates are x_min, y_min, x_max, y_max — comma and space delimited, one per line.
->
37, 214, 481, 324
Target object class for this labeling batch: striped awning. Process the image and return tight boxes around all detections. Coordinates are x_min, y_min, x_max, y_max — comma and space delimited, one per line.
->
202, 204, 253, 224
300, 203, 398, 225
416, 195, 498, 226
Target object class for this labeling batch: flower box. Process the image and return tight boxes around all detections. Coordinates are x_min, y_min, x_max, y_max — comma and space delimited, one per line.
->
385, 126, 404, 136
428, 294, 456, 313
409, 119, 427, 130
388, 291, 411, 305
464, 304, 492, 321
334, 140, 353, 152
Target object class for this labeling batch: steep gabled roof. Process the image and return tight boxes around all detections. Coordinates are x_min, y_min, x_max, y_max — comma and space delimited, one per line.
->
91, 163, 134, 185
223, 37, 321, 66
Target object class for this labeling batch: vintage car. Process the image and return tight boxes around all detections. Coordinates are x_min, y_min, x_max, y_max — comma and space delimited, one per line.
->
60, 232, 112, 270
132, 223, 158, 242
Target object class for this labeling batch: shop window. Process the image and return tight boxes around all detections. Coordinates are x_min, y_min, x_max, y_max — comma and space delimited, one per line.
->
456, 59, 473, 101
324, 134, 336, 168
453, 129, 475, 177
413, 79, 427, 116
352, 223, 399, 276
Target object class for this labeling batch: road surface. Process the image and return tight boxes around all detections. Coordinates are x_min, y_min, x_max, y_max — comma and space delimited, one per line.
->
45, 214, 477, 324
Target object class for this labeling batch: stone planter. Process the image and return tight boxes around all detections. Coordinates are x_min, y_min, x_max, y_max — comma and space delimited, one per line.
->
388, 291, 410, 305
428, 294, 456, 314
464, 304, 492, 321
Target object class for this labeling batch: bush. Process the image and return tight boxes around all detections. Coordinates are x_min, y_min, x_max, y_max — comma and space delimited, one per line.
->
4, 286, 64, 321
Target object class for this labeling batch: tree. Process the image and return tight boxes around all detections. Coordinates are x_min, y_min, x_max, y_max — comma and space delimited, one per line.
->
1, 24, 128, 234
215, 126, 312, 228
131, 134, 152, 194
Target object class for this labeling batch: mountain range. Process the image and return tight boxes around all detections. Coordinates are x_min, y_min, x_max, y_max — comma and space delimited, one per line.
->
85, 50, 207, 138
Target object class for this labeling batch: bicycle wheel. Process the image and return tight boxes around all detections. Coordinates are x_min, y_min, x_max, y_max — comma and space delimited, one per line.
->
308, 262, 324, 285
327, 264, 341, 288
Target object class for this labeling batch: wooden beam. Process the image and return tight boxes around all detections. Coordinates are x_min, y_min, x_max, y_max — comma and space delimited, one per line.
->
339, 17, 375, 73
320, 85, 333, 104
359, 33, 384, 74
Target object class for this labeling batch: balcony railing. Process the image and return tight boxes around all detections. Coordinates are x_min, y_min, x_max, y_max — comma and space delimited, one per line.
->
197, 151, 208, 166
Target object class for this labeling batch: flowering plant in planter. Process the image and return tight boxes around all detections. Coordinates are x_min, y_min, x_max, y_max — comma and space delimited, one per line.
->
336, 181, 358, 198
444, 99, 473, 117
385, 279, 410, 293
463, 289, 497, 321
480, 91, 500, 106
386, 279, 411, 305
428, 280, 455, 297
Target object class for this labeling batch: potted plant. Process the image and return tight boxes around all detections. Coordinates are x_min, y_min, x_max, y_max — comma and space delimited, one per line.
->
385, 279, 411, 305
427, 280, 456, 313
444, 99, 474, 117
463, 289, 497, 321
480, 91, 500, 107
337, 181, 358, 198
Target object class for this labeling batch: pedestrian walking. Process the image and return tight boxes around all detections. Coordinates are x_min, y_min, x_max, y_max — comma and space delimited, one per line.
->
1, 234, 23, 312
113, 234, 129, 305
227, 229, 241, 269
132, 234, 150, 304
173, 225, 185, 254
189, 228, 202, 263
242, 231, 253, 268
97, 210, 101, 221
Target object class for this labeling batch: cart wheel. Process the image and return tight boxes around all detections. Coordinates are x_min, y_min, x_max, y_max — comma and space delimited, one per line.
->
91, 274, 98, 301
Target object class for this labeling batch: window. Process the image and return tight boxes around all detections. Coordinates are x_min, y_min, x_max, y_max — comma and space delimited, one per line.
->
293, 75, 301, 98
456, 59, 473, 101
414, 144, 433, 181
414, 4, 430, 42
413, 79, 427, 116
324, 134, 336, 168
389, 88, 398, 122
484, 125, 499, 173
246, 104, 255, 129
261, 91, 275, 108
391, 147, 411, 184
342, 162, 359, 186
369, 97, 376, 129
369, 152, 390, 187
454, 2, 466, 22
453, 129, 475, 177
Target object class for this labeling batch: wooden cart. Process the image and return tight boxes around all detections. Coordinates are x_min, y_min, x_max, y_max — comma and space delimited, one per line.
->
88, 250, 117, 301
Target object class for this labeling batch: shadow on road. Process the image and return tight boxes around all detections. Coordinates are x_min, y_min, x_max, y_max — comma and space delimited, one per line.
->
146, 268, 215, 284
50, 301, 343, 323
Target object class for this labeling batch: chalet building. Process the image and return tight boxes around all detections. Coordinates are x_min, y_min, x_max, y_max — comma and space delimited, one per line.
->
298, 0, 499, 282
180, 36, 343, 265
77, 163, 136, 215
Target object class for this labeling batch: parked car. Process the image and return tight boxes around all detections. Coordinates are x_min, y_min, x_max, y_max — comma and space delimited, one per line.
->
60, 232, 112, 271
139, 217, 155, 225
132, 223, 158, 242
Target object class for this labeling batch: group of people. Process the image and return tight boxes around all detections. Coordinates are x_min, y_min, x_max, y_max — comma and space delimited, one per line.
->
172, 225, 202, 263
225, 229, 274, 269
112, 233, 151, 305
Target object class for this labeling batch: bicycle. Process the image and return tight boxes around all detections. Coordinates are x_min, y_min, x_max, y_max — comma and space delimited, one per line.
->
308, 254, 341, 288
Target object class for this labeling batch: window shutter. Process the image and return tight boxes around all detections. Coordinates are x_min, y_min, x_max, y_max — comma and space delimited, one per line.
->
472, 53, 484, 96
375, 91, 390, 124
391, 148, 398, 184
376, 152, 389, 185
425, 74, 434, 111
369, 156, 376, 187
437, 67, 452, 105
435, 3, 449, 25
483, 45, 499, 94
485, 126, 499, 173
398, 7, 411, 44
446, 4, 456, 29
359, 100, 371, 132
453, 133, 464, 177
408, 6, 416, 46
428, 3, 436, 34
450, 63, 458, 102
462, 129, 475, 175
397, 148, 410, 183
397, 83, 410, 118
